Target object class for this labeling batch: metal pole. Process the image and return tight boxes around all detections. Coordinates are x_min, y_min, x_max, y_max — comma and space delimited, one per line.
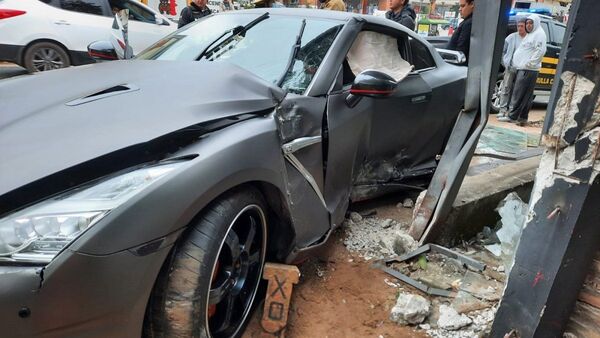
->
491, 0, 600, 336
408, 0, 511, 242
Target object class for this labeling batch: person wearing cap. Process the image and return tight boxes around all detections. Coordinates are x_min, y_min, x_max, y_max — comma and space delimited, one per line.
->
497, 16, 528, 118
178, 0, 212, 29
498, 14, 547, 126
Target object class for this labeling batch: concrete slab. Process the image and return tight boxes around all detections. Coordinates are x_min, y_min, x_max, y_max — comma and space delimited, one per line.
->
427, 155, 540, 246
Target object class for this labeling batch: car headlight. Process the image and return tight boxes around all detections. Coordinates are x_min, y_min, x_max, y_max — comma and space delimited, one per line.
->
0, 162, 183, 264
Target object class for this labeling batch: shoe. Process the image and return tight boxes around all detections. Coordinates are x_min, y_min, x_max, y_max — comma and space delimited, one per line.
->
496, 112, 506, 118
516, 119, 527, 127
497, 116, 517, 123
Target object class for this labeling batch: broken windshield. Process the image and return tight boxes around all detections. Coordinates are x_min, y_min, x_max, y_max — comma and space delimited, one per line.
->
136, 13, 342, 93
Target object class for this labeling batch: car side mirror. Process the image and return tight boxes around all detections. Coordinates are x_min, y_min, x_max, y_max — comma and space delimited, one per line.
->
87, 40, 118, 61
437, 48, 467, 65
346, 70, 397, 108
349, 70, 397, 98
155, 14, 166, 25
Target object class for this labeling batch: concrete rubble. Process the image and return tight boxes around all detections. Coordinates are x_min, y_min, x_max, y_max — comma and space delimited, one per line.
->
402, 198, 415, 208
484, 192, 528, 268
437, 305, 472, 330
343, 214, 414, 260
343, 210, 508, 337
390, 293, 431, 325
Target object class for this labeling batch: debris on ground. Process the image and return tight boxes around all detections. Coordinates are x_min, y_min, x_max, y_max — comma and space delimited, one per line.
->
459, 271, 502, 301
343, 215, 412, 260
437, 305, 473, 330
390, 293, 431, 325
451, 291, 489, 314
342, 210, 506, 338
381, 218, 394, 229
402, 198, 415, 208
483, 192, 528, 268
349, 211, 363, 223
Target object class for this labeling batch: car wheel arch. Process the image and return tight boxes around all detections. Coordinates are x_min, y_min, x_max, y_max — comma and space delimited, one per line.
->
141, 181, 295, 336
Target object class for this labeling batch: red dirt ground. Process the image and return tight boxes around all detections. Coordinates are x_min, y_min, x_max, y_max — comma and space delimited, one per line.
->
243, 200, 426, 338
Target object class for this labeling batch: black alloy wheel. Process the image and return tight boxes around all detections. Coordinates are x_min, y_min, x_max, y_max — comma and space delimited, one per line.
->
207, 204, 266, 337
144, 187, 268, 338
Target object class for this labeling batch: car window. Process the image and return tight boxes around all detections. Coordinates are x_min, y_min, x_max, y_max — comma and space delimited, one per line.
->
58, 0, 106, 16
281, 24, 341, 94
137, 14, 342, 94
38, 0, 60, 8
540, 21, 551, 43
344, 31, 412, 83
409, 37, 435, 70
109, 0, 156, 23
554, 24, 566, 45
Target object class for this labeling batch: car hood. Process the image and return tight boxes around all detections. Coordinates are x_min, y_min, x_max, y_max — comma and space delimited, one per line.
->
0, 60, 285, 197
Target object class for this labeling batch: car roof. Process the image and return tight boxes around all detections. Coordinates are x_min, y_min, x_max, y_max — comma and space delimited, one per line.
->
508, 13, 562, 25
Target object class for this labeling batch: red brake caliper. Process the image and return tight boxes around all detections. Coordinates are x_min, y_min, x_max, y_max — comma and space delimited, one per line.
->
208, 260, 220, 318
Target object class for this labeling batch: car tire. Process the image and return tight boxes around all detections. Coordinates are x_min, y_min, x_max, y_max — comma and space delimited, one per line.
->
23, 41, 71, 73
144, 187, 269, 338
490, 72, 504, 114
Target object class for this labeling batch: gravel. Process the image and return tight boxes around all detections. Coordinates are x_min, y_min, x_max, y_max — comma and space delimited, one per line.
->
342, 215, 414, 260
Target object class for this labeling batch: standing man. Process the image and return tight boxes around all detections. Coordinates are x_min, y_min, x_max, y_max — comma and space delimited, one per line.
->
385, 0, 416, 31
319, 0, 346, 11
499, 14, 547, 126
178, 0, 212, 29
497, 16, 527, 118
446, 0, 474, 64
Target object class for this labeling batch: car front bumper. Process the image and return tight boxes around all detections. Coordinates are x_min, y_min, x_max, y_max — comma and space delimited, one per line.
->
0, 246, 171, 337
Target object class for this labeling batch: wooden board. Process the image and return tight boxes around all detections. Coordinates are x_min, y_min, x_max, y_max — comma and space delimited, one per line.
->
565, 252, 600, 337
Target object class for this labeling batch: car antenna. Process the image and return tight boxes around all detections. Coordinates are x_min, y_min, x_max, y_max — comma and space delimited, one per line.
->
198, 12, 270, 61
277, 18, 306, 88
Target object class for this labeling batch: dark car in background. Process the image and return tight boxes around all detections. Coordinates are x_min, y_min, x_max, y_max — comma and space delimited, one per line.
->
427, 13, 566, 112
0, 9, 466, 338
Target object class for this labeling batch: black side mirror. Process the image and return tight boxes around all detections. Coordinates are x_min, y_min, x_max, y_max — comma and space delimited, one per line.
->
350, 70, 397, 98
87, 40, 118, 61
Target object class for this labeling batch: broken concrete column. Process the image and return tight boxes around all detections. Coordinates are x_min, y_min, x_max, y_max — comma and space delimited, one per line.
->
492, 2, 600, 334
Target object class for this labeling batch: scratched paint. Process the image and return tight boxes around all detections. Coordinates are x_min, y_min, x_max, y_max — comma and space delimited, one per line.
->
532, 271, 544, 287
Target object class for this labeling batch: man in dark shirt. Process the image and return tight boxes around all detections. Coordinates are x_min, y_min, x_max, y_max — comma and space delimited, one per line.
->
178, 0, 212, 29
385, 0, 416, 31
447, 0, 474, 64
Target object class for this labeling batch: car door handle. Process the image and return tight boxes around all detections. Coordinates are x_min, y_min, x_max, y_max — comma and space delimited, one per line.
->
53, 20, 70, 25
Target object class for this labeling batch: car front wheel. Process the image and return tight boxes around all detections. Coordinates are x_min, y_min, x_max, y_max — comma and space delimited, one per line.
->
144, 187, 268, 338
23, 41, 71, 73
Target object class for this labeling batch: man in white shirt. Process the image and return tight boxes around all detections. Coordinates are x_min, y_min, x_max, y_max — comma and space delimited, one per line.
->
497, 16, 527, 118
498, 14, 547, 126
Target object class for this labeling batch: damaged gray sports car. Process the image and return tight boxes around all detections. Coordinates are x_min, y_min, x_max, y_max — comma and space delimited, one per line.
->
0, 8, 466, 338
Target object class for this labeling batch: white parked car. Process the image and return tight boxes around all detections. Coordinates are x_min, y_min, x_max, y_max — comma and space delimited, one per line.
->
0, 0, 176, 72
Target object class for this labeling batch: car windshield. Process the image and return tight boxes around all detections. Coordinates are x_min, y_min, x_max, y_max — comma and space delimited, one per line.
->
136, 13, 343, 93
